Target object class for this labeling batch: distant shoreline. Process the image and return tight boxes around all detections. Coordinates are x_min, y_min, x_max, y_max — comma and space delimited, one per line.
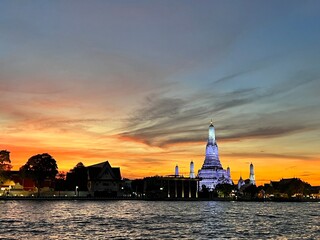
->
1, 196, 319, 202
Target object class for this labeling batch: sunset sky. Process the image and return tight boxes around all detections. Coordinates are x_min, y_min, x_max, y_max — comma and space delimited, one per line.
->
1, 1, 320, 185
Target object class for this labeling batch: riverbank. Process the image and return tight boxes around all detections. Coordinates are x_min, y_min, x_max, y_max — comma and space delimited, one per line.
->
1, 196, 319, 202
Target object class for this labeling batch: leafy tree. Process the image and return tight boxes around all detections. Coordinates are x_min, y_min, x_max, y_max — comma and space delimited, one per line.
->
216, 183, 234, 198
20, 153, 58, 197
143, 176, 163, 199
66, 162, 88, 191
0, 150, 12, 184
56, 171, 66, 180
131, 179, 144, 197
243, 184, 258, 199
0, 150, 12, 170
55, 171, 66, 196
199, 185, 210, 198
263, 184, 275, 196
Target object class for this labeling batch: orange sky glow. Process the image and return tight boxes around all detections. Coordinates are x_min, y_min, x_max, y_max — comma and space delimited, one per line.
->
3, 122, 320, 186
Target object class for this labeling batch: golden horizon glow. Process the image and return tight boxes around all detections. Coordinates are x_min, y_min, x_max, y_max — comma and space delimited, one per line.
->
4, 126, 320, 186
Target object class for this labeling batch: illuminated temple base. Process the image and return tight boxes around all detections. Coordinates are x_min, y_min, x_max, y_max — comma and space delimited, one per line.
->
198, 168, 232, 190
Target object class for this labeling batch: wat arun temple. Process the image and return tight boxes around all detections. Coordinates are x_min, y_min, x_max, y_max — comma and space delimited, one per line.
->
198, 121, 233, 191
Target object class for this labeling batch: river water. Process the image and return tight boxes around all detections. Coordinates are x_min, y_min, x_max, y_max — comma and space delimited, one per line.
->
0, 200, 319, 239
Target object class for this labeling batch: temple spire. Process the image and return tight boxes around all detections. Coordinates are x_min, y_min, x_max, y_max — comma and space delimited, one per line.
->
175, 164, 179, 176
203, 122, 221, 169
249, 163, 256, 185
190, 161, 195, 178
208, 120, 216, 144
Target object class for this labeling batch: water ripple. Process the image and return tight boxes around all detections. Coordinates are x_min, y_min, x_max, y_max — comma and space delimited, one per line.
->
0, 201, 319, 239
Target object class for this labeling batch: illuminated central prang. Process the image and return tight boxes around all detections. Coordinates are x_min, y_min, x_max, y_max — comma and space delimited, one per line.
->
208, 120, 216, 144
198, 121, 233, 190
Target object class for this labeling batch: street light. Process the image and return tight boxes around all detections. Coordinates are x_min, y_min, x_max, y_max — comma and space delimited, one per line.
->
75, 186, 79, 197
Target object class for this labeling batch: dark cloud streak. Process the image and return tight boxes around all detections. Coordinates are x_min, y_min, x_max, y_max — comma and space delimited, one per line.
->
119, 68, 320, 148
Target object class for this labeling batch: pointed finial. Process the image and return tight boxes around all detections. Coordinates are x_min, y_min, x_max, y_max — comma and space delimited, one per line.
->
210, 119, 214, 127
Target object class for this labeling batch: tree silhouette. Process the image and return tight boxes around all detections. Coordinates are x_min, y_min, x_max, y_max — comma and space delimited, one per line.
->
55, 171, 66, 196
0, 150, 12, 170
20, 153, 58, 197
66, 162, 87, 191
243, 184, 258, 199
199, 185, 210, 198
0, 150, 12, 184
216, 183, 234, 198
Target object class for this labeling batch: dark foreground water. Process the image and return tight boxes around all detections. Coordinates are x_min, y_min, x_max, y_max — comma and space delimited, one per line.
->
0, 200, 319, 239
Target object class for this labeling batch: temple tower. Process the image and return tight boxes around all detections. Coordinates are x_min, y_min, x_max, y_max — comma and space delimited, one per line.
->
175, 164, 179, 176
190, 161, 195, 178
249, 163, 255, 185
202, 120, 222, 170
237, 176, 245, 190
198, 121, 233, 190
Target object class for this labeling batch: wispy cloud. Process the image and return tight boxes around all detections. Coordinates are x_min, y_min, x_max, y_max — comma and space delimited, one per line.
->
223, 152, 315, 161
220, 125, 310, 141
119, 65, 320, 149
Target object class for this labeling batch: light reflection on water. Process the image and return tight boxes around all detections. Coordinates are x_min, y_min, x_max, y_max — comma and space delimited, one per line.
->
0, 200, 319, 239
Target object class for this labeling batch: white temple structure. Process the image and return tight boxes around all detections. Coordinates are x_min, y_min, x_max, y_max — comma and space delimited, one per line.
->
190, 161, 195, 179
249, 163, 256, 185
198, 121, 233, 191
